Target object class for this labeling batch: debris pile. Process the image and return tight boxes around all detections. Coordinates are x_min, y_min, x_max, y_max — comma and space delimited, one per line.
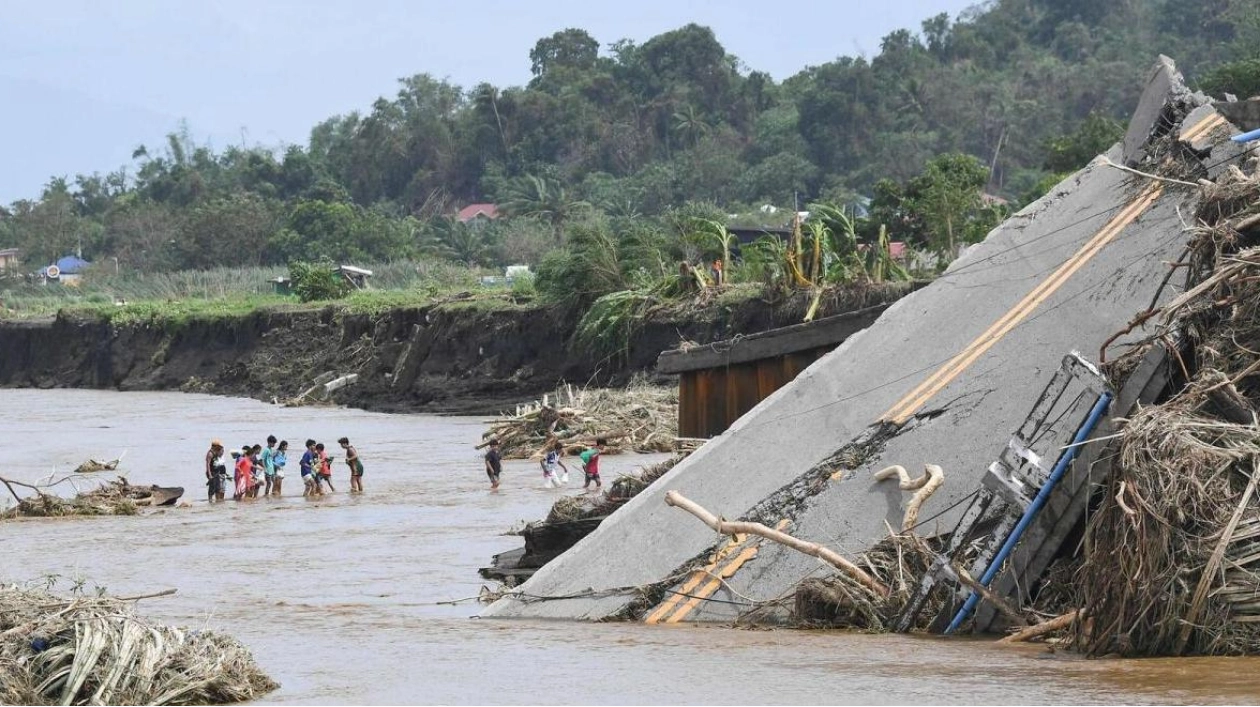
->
2, 477, 183, 519
482, 381, 677, 459
793, 535, 941, 630
72, 458, 120, 474
0, 586, 277, 705
1076, 164, 1260, 656
548, 455, 684, 523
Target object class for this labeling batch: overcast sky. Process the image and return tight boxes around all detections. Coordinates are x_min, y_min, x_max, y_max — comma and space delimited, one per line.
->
0, 0, 980, 204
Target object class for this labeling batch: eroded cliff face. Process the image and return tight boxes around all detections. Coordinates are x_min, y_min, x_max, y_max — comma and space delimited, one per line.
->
0, 299, 767, 413
0, 285, 913, 413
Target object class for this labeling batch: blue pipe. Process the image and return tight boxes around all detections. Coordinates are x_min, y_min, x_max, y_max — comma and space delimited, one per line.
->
944, 391, 1113, 635
1231, 128, 1260, 144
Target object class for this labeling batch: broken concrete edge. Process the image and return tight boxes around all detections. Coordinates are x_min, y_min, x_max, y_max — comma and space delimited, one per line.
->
1121, 55, 1227, 168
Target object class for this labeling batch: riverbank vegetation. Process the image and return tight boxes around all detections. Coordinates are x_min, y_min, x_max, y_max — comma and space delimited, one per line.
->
2, 2, 1258, 332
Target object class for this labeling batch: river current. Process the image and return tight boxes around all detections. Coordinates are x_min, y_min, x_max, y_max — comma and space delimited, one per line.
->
3, 389, 1259, 705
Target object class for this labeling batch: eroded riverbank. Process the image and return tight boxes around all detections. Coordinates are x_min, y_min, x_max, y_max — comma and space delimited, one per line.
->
0, 284, 915, 415
4, 389, 1260, 704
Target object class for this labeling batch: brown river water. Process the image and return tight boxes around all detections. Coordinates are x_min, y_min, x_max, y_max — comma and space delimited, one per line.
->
4, 388, 1260, 705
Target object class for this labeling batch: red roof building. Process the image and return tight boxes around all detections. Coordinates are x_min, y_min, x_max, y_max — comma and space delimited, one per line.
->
457, 203, 500, 223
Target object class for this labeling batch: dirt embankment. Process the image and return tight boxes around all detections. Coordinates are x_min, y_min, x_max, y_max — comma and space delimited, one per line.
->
0, 286, 911, 414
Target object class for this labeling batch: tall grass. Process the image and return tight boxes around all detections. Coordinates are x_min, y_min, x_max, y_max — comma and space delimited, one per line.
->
0, 260, 490, 319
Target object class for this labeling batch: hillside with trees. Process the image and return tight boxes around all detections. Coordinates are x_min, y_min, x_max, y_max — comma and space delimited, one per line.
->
1, 0, 1258, 277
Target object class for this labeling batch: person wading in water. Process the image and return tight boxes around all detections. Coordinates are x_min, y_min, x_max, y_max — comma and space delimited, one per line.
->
205, 440, 227, 503
339, 437, 364, 493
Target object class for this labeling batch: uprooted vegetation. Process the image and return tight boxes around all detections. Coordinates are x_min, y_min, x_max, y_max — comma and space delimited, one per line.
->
0, 585, 277, 705
482, 380, 677, 459
1, 475, 180, 519
1074, 164, 1260, 656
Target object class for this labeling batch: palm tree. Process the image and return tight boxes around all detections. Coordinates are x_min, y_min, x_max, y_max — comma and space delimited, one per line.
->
421, 217, 490, 266
671, 105, 711, 147
500, 174, 589, 242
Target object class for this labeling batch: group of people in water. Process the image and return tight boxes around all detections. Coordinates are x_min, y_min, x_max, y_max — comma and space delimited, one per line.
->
483, 437, 605, 491
204, 436, 363, 502
204, 431, 603, 500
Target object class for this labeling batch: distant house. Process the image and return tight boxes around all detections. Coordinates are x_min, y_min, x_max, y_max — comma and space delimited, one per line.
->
0, 248, 19, 273
456, 203, 500, 224
337, 264, 373, 290
45, 255, 91, 284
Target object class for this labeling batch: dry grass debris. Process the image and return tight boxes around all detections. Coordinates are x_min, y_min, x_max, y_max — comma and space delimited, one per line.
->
0, 585, 277, 705
1076, 160, 1260, 656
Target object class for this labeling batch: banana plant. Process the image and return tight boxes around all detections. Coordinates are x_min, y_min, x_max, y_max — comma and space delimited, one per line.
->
690, 218, 738, 280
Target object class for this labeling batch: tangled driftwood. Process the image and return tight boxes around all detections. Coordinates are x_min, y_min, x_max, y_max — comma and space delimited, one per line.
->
73, 459, 120, 474
482, 381, 677, 459
1, 476, 180, 519
1079, 161, 1260, 656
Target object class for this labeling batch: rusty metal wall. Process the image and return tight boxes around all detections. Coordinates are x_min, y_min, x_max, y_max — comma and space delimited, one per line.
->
678, 346, 832, 438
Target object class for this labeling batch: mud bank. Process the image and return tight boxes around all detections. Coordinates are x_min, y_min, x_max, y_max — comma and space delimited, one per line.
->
0, 286, 911, 414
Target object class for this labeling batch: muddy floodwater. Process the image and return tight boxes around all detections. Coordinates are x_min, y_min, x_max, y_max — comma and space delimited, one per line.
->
4, 389, 1260, 705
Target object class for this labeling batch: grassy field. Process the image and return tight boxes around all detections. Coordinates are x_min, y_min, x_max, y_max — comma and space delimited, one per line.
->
0, 261, 507, 324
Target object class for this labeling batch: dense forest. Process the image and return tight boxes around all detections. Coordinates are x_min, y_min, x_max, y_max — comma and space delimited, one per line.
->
2, 0, 1259, 274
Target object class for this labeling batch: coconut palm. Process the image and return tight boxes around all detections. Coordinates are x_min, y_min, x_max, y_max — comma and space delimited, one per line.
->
500, 174, 589, 242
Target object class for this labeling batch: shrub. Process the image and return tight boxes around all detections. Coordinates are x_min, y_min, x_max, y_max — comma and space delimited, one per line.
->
289, 260, 349, 302
510, 272, 536, 298
1198, 58, 1260, 100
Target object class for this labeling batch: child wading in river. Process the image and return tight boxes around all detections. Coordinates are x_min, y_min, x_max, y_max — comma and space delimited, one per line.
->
316, 443, 336, 493
233, 445, 253, 500
272, 440, 288, 496
205, 440, 227, 503
580, 438, 606, 492
300, 439, 320, 497
484, 438, 503, 490
540, 441, 568, 488
339, 437, 364, 493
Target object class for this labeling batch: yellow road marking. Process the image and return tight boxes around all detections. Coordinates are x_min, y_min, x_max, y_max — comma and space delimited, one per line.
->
663, 544, 761, 623
663, 519, 791, 624
1181, 113, 1226, 143
643, 533, 747, 624
879, 182, 1164, 426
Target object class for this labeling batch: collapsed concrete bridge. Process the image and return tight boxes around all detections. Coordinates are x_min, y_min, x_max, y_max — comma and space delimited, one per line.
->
484, 57, 1256, 626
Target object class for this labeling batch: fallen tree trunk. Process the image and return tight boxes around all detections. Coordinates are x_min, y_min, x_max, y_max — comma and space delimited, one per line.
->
664, 489, 889, 598
998, 610, 1080, 644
